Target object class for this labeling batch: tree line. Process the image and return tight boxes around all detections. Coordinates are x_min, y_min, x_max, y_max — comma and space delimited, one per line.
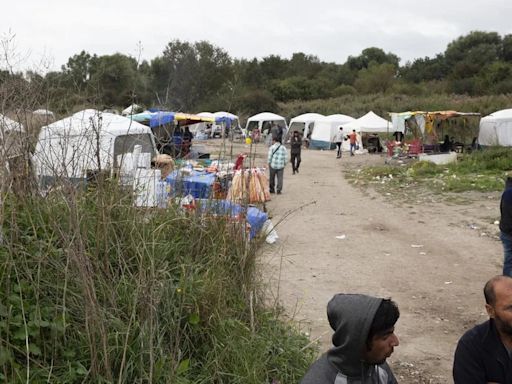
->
1, 30, 512, 117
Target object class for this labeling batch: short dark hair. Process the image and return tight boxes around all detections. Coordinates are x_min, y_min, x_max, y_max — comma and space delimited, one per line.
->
366, 299, 399, 348
484, 275, 512, 305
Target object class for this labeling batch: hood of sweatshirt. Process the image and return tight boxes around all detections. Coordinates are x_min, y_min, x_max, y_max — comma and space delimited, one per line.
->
326, 293, 382, 378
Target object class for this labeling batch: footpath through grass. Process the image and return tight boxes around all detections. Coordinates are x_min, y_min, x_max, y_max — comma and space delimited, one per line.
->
0, 183, 315, 383
346, 147, 512, 197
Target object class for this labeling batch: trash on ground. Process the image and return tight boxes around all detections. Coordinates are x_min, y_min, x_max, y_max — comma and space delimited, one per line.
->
336, 234, 347, 240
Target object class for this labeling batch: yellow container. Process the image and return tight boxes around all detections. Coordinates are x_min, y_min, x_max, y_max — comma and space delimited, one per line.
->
245, 137, 252, 145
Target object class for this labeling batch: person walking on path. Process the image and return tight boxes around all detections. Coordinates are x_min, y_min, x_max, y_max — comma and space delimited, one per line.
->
300, 294, 400, 384
267, 137, 287, 194
349, 129, 358, 156
333, 126, 344, 158
500, 177, 512, 276
453, 275, 512, 383
290, 130, 302, 174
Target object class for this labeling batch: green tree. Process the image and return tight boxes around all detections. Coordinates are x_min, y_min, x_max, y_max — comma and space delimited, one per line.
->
502, 34, 512, 62
62, 51, 95, 91
354, 62, 396, 93
347, 47, 399, 71
150, 40, 233, 110
89, 53, 139, 107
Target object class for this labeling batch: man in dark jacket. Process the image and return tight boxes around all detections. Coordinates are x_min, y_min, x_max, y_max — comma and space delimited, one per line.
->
500, 177, 512, 276
300, 294, 400, 384
453, 275, 512, 383
290, 130, 302, 174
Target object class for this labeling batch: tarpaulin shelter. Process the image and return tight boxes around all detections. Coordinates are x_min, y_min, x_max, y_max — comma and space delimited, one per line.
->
389, 111, 480, 137
149, 112, 215, 128
309, 114, 355, 150
129, 111, 155, 124
478, 109, 512, 146
388, 110, 480, 155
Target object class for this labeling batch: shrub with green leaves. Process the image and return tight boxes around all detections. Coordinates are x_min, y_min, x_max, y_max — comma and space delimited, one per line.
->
0, 184, 315, 383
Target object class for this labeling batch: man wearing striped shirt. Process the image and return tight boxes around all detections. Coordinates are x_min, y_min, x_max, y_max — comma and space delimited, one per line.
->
267, 137, 288, 194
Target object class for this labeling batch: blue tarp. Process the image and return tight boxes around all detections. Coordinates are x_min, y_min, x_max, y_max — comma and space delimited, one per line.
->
196, 199, 268, 239
214, 116, 233, 128
150, 112, 175, 128
165, 170, 216, 199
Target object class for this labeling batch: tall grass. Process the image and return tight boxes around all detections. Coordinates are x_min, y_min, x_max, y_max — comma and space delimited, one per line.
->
0, 181, 315, 383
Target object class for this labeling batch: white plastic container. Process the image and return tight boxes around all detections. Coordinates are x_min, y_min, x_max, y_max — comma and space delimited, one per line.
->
133, 169, 161, 207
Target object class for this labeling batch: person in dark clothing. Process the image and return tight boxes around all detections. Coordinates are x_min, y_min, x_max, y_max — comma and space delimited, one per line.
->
440, 134, 451, 153
290, 130, 302, 174
182, 126, 193, 157
500, 177, 512, 276
453, 275, 512, 383
300, 294, 400, 384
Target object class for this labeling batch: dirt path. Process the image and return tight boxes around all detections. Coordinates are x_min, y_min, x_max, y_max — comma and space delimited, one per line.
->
258, 147, 503, 383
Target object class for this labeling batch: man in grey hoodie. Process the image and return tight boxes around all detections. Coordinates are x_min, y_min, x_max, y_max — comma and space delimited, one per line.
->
300, 294, 400, 384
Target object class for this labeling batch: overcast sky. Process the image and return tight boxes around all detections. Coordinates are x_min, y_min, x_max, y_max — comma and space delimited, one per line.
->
3, 0, 512, 72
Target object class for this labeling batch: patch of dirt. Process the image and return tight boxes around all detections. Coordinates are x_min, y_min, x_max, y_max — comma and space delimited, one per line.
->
201, 140, 502, 382
255, 147, 501, 383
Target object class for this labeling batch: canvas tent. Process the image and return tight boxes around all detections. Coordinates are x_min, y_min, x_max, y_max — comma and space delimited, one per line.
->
286, 113, 324, 141
33, 109, 157, 182
33, 109, 55, 118
1, 114, 25, 170
214, 111, 241, 133
245, 112, 287, 135
122, 104, 142, 116
0, 114, 23, 138
478, 109, 512, 146
309, 114, 355, 150
186, 112, 215, 136
343, 111, 393, 134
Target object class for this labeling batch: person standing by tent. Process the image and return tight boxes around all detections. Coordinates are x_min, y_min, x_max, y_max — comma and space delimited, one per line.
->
500, 177, 512, 276
290, 130, 302, 174
182, 126, 193, 157
267, 137, 287, 194
333, 126, 344, 158
349, 129, 358, 156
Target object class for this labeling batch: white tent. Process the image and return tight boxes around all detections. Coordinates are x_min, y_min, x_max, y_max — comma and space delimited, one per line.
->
188, 112, 215, 136
33, 109, 157, 182
213, 111, 241, 137
1, 114, 25, 165
478, 109, 512, 146
0, 114, 24, 138
343, 111, 393, 134
122, 104, 142, 116
309, 114, 355, 150
286, 113, 324, 141
33, 109, 55, 118
245, 112, 287, 135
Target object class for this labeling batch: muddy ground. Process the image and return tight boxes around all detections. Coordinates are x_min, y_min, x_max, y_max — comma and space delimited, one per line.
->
204, 140, 503, 383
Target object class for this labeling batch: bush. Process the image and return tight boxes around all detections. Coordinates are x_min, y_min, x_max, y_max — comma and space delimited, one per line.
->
0, 184, 315, 383
409, 161, 439, 177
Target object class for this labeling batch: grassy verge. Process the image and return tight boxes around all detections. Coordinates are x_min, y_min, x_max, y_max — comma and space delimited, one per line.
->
346, 148, 512, 199
0, 182, 315, 383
